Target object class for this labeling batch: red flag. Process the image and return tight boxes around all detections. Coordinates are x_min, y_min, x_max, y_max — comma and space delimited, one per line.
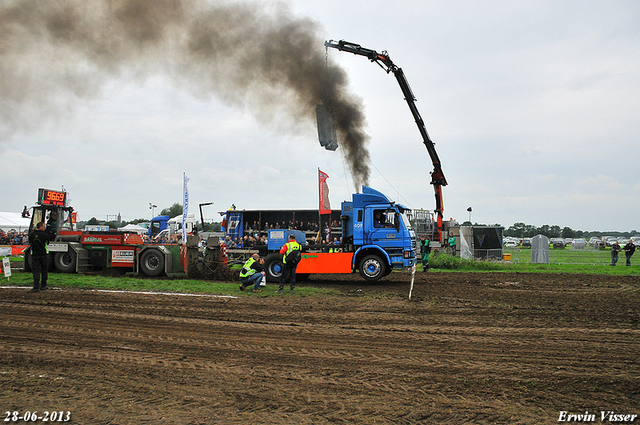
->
318, 169, 331, 214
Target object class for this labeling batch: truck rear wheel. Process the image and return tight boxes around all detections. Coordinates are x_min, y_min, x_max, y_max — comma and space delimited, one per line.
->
264, 253, 283, 283
140, 249, 165, 277
54, 251, 77, 273
358, 254, 386, 282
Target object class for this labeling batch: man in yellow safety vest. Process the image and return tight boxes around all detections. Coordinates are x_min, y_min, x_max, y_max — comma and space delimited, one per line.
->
277, 234, 301, 293
239, 254, 265, 293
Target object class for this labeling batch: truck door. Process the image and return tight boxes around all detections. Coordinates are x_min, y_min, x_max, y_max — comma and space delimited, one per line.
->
366, 209, 400, 248
351, 207, 364, 245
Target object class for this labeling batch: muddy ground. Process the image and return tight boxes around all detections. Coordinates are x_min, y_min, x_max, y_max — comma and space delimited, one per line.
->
1, 272, 638, 424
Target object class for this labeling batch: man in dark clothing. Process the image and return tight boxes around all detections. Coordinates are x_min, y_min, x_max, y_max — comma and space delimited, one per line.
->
610, 241, 622, 266
373, 211, 384, 228
28, 222, 49, 292
46, 211, 58, 238
624, 240, 635, 266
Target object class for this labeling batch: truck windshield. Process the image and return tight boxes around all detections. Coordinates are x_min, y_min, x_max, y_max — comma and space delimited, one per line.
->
61, 209, 74, 230
30, 208, 45, 231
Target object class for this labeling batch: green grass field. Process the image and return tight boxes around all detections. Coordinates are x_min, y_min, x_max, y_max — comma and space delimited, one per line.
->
0, 269, 341, 297
2, 243, 638, 297
503, 246, 616, 266
426, 249, 640, 276
2, 252, 638, 297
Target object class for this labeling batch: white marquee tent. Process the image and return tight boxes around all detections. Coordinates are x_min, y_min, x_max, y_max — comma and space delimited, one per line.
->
0, 212, 31, 232
117, 224, 148, 235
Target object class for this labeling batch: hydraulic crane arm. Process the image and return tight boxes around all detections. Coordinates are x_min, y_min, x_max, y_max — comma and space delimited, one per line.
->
325, 40, 447, 241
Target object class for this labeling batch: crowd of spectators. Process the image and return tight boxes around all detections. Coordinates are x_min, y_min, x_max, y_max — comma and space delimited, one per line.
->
136, 219, 344, 250
308, 236, 343, 252
224, 235, 268, 249
224, 232, 344, 252
0, 230, 28, 245
244, 220, 340, 233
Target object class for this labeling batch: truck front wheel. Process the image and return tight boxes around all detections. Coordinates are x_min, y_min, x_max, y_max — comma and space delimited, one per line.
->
54, 251, 77, 273
358, 255, 386, 282
140, 249, 165, 277
264, 253, 283, 283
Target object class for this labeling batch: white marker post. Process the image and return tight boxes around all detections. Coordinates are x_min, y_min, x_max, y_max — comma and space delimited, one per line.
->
408, 263, 416, 300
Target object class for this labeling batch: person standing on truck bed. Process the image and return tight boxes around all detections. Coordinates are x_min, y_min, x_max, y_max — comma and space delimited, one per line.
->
278, 234, 302, 293
28, 222, 49, 292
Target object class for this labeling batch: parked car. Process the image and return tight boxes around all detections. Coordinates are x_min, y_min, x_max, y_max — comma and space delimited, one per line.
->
631, 236, 640, 246
572, 238, 587, 250
550, 238, 566, 249
589, 237, 602, 248
504, 237, 519, 248
521, 238, 532, 248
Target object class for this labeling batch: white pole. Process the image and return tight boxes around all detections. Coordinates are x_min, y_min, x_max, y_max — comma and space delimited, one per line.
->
408, 263, 416, 300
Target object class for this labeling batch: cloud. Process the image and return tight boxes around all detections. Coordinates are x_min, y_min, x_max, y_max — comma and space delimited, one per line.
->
2, 0, 639, 232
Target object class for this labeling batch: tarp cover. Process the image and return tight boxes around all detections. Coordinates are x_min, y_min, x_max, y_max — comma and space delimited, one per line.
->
459, 227, 473, 260
531, 234, 550, 264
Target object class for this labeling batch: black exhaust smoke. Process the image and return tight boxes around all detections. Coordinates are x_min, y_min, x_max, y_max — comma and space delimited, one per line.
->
0, 0, 370, 188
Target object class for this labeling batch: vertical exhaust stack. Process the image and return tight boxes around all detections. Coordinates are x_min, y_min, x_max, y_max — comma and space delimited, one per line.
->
316, 104, 338, 151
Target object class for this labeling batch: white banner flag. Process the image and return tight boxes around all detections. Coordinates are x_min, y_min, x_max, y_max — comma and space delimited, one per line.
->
182, 173, 190, 243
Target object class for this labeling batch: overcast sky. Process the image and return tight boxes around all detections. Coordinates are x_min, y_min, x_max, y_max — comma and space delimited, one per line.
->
2, 0, 639, 232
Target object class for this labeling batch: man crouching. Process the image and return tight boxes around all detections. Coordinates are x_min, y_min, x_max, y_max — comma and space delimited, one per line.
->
239, 254, 265, 293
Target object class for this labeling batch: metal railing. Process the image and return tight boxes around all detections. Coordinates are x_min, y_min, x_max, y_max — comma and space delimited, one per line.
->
503, 246, 612, 265
473, 249, 504, 261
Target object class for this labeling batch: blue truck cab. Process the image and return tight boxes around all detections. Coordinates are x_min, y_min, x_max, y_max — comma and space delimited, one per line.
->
341, 186, 417, 280
149, 215, 170, 240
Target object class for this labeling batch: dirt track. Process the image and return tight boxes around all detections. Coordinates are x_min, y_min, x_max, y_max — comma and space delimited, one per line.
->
1, 272, 639, 424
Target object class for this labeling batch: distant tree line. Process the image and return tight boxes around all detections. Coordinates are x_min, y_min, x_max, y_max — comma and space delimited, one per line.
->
464, 221, 639, 239
79, 203, 221, 232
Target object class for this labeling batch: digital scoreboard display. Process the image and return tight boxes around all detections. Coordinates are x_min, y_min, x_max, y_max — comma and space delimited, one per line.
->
37, 188, 67, 206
